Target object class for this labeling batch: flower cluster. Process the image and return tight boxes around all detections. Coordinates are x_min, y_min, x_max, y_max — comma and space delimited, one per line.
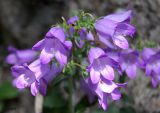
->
6, 10, 160, 110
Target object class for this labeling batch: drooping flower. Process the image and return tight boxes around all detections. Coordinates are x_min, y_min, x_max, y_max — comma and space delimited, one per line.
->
119, 49, 144, 79
86, 77, 126, 110
88, 47, 120, 84
67, 16, 79, 37
94, 10, 135, 49
86, 31, 94, 41
141, 48, 160, 87
30, 62, 62, 96
33, 27, 72, 67
6, 46, 38, 65
11, 59, 61, 96
67, 16, 79, 25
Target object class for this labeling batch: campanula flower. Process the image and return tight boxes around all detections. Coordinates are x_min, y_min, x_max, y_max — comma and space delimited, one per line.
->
141, 48, 160, 87
67, 16, 79, 25
33, 27, 72, 66
11, 59, 61, 96
141, 48, 160, 75
88, 47, 120, 84
95, 10, 135, 49
119, 49, 144, 79
6, 46, 37, 65
30, 61, 61, 96
87, 77, 126, 110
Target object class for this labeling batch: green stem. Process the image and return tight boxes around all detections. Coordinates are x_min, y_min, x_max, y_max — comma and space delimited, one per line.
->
69, 77, 74, 113
72, 62, 83, 68
72, 62, 86, 69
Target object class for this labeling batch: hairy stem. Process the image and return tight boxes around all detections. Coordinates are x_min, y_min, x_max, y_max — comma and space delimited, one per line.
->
35, 93, 44, 113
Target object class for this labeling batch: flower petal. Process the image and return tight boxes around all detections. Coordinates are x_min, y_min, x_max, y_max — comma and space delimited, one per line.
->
16, 50, 37, 64
6, 54, 17, 65
86, 31, 94, 41
110, 89, 121, 100
15, 73, 35, 89
98, 33, 116, 49
44, 63, 62, 83
64, 41, 72, 50
126, 64, 137, 79
29, 59, 50, 80
104, 10, 132, 22
101, 65, 114, 80
37, 79, 47, 96
55, 50, 67, 67
121, 62, 127, 71
46, 27, 65, 43
113, 35, 129, 49
145, 64, 152, 76
11, 65, 26, 74
116, 23, 136, 37
99, 79, 117, 93
95, 19, 117, 37
90, 68, 100, 84
30, 82, 38, 96
98, 93, 108, 110
88, 47, 105, 64
141, 48, 157, 61
67, 16, 79, 25
151, 78, 158, 87
32, 39, 45, 51
40, 48, 54, 64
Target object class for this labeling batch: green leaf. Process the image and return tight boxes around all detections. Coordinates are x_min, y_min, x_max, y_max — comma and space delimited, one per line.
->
0, 82, 19, 100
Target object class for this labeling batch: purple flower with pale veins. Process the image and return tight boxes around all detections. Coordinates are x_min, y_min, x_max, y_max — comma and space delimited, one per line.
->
33, 27, 72, 66
141, 48, 160, 87
12, 64, 36, 89
6, 47, 38, 65
95, 10, 135, 49
119, 49, 144, 79
30, 62, 62, 96
88, 47, 120, 84
12, 59, 61, 96
86, 77, 126, 110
